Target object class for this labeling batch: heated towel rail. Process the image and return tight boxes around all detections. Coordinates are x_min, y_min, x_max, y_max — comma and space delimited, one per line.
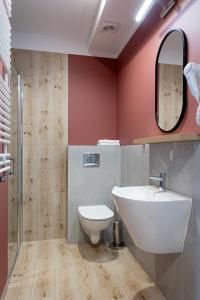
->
0, 0, 12, 176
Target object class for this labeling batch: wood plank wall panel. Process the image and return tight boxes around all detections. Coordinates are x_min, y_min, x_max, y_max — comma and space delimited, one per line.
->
12, 49, 68, 241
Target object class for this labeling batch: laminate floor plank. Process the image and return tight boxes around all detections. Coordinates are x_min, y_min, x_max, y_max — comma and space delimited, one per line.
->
5, 239, 166, 300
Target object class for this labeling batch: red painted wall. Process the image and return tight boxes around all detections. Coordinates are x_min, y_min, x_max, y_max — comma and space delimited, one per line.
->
0, 61, 8, 297
68, 55, 118, 145
0, 182, 8, 297
118, 0, 200, 144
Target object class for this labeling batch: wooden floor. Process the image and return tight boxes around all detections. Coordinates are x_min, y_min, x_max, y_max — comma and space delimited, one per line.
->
5, 239, 166, 300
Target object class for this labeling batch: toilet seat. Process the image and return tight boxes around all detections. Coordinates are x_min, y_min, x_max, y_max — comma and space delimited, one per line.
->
78, 205, 114, 221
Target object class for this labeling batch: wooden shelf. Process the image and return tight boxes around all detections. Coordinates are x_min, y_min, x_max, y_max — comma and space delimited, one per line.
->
133, 133, 200, 145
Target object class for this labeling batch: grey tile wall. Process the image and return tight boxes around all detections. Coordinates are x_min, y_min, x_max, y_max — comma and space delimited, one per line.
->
67, 145, 121, 244
122, 141, 200, 300
121, 145, 149, 186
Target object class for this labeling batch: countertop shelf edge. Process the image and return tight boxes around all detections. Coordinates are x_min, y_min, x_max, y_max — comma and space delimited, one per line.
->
133, 133, 200, 145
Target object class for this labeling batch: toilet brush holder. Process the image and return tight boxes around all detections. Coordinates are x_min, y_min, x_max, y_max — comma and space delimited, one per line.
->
109, 220, 126, 250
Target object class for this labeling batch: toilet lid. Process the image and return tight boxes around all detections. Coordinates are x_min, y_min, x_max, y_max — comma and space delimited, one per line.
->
78, 205, 114, 221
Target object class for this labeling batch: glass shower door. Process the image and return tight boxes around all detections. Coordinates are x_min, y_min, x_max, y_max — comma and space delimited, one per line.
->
17, 72, 23, 253
8, 65, 23, 276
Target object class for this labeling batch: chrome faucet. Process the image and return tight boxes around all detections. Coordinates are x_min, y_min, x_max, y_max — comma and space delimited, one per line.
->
149, 172, 166, 191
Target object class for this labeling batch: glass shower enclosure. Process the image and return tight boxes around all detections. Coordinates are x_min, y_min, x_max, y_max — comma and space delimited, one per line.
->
8, 63, 23, 276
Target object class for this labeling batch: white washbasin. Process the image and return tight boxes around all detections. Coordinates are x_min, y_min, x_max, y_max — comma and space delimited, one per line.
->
112, 186, 192, 254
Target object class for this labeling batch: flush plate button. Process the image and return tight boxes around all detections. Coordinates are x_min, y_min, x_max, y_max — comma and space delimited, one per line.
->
83, 153, 100, 167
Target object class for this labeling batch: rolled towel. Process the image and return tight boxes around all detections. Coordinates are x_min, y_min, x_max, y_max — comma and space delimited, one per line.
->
97, 139, 120, 146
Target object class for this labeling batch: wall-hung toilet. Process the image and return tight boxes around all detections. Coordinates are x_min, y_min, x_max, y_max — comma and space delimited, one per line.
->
78, 205, 114, 245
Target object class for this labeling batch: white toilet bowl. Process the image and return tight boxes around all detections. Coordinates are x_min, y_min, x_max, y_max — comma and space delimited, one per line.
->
78, 205, 114, 244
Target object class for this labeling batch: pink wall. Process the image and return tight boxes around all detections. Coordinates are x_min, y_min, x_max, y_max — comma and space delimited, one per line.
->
0, 182, 8, 297
0, 61, 8, 297
68, 55, 118, 145
118, 0, 200, 145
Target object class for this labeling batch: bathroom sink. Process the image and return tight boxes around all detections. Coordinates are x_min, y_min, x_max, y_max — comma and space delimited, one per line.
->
112, 186, 192, 254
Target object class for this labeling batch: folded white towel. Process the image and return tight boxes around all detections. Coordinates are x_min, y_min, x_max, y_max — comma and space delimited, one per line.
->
97, 139, 120, 146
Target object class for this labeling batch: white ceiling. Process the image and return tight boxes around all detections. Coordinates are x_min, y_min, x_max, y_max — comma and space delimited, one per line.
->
89, 0, 142, 58
11, 0, 146, 58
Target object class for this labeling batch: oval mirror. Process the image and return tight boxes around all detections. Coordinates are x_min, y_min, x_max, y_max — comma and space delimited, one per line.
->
155, 29, 187, 132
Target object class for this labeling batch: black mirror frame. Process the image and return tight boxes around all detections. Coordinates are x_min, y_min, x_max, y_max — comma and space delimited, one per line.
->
155, 28, 187, 133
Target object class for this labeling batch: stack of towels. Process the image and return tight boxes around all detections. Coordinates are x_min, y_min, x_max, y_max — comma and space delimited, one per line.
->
97, 139, 120, 146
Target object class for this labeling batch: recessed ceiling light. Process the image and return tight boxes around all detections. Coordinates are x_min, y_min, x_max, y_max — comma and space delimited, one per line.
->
135, 0, 154, 23
102, 25, 116, 33
100, 21, 120, 34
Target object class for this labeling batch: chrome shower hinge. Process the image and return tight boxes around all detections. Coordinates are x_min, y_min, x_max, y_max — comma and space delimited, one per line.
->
0, 174, 7, 183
